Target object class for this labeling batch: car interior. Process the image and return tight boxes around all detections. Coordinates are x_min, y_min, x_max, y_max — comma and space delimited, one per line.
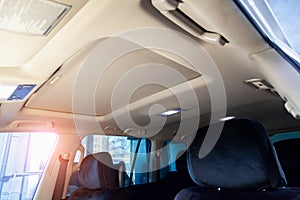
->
0, 0, 299, 200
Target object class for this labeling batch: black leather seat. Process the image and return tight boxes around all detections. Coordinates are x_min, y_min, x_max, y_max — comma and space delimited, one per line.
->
68, 152, 130, 200
175, 118, 300, 200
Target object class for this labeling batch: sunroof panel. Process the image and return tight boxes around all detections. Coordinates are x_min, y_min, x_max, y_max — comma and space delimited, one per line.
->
0, 0, 70, 36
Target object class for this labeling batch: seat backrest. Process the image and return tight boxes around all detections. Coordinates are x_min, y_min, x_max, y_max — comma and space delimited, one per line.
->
68, 152, 130, 200
175, 118, 300, 200
77, 152, 119, 190
187, 118, 286, 190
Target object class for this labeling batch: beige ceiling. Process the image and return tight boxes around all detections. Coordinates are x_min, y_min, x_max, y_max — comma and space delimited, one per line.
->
0, 0, 298, 137
26, 37, 201, 116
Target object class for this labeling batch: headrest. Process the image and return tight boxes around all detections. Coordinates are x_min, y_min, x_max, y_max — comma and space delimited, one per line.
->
78, 152, 119, 190
188, 118, 287, 190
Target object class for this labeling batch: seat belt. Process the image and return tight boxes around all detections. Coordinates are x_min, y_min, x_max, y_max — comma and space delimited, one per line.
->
52, 153, 70, 200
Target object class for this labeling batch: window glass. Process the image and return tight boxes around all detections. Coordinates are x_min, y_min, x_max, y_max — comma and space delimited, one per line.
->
81, 135, 150, 185
235, 0, 300, 68
270, 131, 300, 143
73, 149, 82, 164
160, 141, 186, 179
131, 139, 151, 185
0, 132, 57, 200
267, 0, 300, 54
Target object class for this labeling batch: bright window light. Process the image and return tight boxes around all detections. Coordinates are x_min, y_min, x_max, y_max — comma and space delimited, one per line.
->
0, 132, 57, 199
266, 0, 300, 54
0, 84, 17, 100
0, 84, 36, 101
235, 0, 300, 69
28, 133, 57, 170
160, 109, 181, 116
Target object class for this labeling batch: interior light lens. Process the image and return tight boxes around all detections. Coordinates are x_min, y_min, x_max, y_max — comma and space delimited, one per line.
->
219, 116, 235, 121
160, 109, 181, 116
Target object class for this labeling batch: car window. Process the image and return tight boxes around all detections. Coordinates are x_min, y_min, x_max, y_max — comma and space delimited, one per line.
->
160, 141, 186, 179
270, 131, 300, 143
81, 135, 151, 186
235, 0, 300, 69
267, 0, 300, 54
0, 132, 57, 200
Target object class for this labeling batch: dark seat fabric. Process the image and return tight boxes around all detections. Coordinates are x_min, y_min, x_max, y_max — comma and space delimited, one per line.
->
160, 151, 195, 200
67, 170, 81, 196
175, 118, 300, 200
274, 138, 300, 187
125, 182, 162, 200
78, 152, 119, 190
176, 186, 300, 200
123, 151, 195, 200
69, 170, 80, 187
69, 188, 130, 200
68, 152, 130, 200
